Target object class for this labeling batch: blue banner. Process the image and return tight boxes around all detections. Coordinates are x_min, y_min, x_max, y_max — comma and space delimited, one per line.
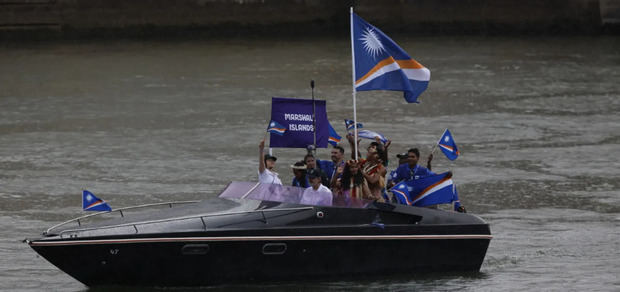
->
269, 97, 328, 148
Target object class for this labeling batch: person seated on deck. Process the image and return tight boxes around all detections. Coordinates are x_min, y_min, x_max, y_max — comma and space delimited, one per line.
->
316, 145, 346, 183
303, 154, 330, 187
300, 169, 333, 206
345, 133, 386, 202
291, 161, 310, 188
258, 139, 282, 185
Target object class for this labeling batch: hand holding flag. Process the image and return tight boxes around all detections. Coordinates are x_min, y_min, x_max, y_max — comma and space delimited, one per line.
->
82, 190, 112, 212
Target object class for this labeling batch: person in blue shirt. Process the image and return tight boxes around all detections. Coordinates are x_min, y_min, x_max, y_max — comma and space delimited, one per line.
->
316, 145, 346, 183
304, 154, 330, 187
291, 161, 310, 188
391, 148, 435, 186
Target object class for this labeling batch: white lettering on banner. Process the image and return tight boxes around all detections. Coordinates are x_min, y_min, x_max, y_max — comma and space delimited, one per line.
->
289, 124, 314, 131
284, 113, 313, 122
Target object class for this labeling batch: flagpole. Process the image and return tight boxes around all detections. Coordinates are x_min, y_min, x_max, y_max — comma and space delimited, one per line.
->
311, 80, 316, 152
431, 128, 448, 155
350, 6, 359, 161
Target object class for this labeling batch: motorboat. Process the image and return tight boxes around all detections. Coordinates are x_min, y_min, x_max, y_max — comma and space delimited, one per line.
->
26, 182, 492, 287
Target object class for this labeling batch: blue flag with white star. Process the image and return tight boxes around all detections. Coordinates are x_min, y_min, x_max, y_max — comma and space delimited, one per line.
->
82, 190, 112, 212
438, 129, 459, 161
344, 119, 363, 131
357, 129, 388, 144
351, 11, 430, 103
266, 120, 286, 136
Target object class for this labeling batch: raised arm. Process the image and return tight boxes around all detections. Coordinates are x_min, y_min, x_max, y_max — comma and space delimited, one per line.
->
346, 133, 361, 160
330, 163, 344, 189
258, 139, 266, 174
426, 153, 433, 171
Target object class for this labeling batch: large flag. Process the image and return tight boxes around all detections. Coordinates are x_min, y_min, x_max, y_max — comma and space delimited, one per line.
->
344, 119, 363, 131
328, 121, 342, 146
269, 97, 329, 148
82, 190, 112, 212
438, 129, 459, 161
390, 172, 458, 208
352, 11, 430, 103
357, 129, 387, 143
267, 120, 286, 136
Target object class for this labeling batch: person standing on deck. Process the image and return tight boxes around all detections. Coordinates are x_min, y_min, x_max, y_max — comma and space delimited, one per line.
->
258, 139, 282, 185
316, 145, 346, 183
389, 148, 434, 188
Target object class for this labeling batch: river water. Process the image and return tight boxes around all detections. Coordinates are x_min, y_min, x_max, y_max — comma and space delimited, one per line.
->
1, 36, 619, 291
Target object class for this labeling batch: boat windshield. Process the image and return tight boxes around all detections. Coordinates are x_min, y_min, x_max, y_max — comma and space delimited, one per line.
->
218, 182, 372, 208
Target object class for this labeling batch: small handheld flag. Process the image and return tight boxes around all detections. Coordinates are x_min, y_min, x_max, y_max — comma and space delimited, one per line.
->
352, 11, 430, 103
267, 120, 286, 136
438, 129, 459, 161
82, 190, 112, 212
357, 129, 387, 143
344, 119, 363, 131
327, 122, 342, 146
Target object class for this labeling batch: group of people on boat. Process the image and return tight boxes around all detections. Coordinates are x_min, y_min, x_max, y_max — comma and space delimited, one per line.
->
258, 130, 458, 210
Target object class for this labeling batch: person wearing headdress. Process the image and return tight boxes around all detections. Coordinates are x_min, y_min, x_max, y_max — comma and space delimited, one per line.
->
291, 161, 310, 188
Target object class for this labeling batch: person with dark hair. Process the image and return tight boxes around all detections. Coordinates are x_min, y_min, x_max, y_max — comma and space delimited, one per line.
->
291, 161, 309, 188
332, 160, 373, 200
258, 139, 282, 185
390, 147, 435, 187
345, 133, 386, 201
316, 145, 346, 183
300, 169, 333, 206
304, 154, 329, 187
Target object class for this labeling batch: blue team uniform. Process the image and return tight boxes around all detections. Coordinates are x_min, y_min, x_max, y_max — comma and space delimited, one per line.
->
292, 176, 310, 188
317, 160, 344, 182
391, 163, 435, 184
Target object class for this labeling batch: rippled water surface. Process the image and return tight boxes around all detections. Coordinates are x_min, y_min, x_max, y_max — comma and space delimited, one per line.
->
1, 36, 619, 291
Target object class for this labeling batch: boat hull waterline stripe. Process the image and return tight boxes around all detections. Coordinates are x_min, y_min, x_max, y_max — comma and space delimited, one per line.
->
30, 234, 493, 246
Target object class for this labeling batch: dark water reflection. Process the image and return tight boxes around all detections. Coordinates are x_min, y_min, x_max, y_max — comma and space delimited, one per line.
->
1, 36, 619, 291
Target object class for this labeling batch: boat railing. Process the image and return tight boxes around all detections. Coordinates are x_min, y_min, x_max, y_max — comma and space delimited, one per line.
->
54, 206, 315, 238
45, 201, 200, 235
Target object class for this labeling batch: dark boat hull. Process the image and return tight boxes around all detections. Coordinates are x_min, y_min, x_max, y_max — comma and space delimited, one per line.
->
30, 226, 491, 286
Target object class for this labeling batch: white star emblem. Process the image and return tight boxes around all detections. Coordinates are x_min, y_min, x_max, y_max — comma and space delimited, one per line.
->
399, 184, 405, 189
270, 122, 275, 127
444, 136, 450, 142
360, 28, 384, 59
86, 194, 93, 201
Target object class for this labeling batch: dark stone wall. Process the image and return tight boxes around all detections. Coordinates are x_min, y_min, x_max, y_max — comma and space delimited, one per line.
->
0, 0, 613, 38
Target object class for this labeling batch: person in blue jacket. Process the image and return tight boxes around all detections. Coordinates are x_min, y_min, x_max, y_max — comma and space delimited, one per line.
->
390, 148, 435, 187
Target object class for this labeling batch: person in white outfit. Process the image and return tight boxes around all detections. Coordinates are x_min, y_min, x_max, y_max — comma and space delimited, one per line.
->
258, 139, 282, 185
301, 169, 333, 206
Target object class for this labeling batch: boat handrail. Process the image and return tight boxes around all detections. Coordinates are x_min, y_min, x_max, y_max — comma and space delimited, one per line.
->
45, 201, 200, 235
55, 206, 315, 238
